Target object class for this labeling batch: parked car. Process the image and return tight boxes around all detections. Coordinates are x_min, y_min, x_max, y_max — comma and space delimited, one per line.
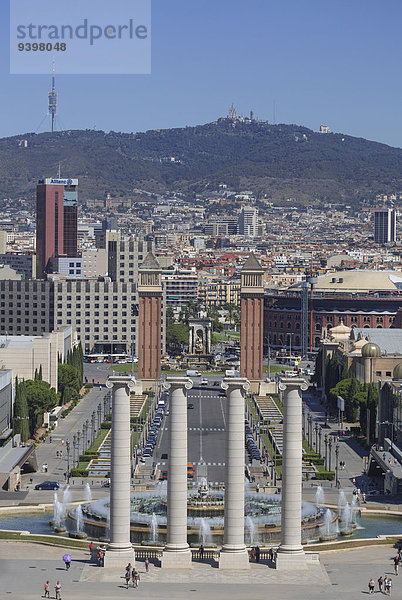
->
34, 481, 59, 490
200, 378, 208, 386
160, 471, 168, 480
187, 403, 194, 409
187, 463, 194, 478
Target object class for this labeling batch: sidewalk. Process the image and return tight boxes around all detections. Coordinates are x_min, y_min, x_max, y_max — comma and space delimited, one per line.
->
16, 385, 111, 501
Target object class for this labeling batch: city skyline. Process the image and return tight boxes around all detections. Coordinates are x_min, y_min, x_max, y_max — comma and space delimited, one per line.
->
0, 1, 401, 146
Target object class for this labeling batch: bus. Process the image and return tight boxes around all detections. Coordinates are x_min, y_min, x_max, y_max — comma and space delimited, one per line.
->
84, 354, 131, 364
279, 355, 302, 367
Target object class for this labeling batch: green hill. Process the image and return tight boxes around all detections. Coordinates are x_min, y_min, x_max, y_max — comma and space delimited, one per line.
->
1, 120, 402, 203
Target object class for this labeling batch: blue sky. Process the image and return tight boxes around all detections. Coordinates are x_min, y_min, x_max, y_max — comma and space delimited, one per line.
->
2, 0, 402, 146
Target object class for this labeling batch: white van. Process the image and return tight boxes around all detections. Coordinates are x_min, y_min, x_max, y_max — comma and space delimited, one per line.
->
186, 370, 201, 377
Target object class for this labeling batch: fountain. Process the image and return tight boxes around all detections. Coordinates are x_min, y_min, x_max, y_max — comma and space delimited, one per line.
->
338, 489, 346, 514
315, 485, 324, 506
68, 504, 88, 539
74, 484, 327, 545
246, 515, 257, 546
199, 518, 212, 546
149, 513, 159, 543
340, 502, 353, 536
319, 508, 337, 542
85, 482, 92, 502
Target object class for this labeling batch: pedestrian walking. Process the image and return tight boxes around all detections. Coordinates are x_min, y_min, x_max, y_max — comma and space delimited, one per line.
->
132, 568, 139, 588
387, 578, 393, 595
145, 557, 150, 573
269, 547, 274, 563
255, 545, 261, 563
125, 570, 131, 588
393, 555, 399, 575
368, 578, 375, 594
43, 580, 50, 598
378, 576, 384, 593
384, 576, 389, 594
55, 581, 62, 600
89, 541, 93, 558
199, 544, 204, 559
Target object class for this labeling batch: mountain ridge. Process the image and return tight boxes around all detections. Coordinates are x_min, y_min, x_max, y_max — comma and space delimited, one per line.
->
1, 119, 401, 204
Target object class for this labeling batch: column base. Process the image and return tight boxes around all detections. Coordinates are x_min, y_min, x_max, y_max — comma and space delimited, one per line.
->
219, 548, 250, 570
161, 547, 192, 569
276, 549, 306, 570
103, 547, 135, 569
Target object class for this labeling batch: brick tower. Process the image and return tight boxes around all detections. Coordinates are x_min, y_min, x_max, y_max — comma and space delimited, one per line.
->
138, 253, 162, 385
240, 254, 264, 385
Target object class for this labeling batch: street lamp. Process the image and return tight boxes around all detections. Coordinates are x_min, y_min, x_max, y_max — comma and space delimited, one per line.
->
66, 439, 70, 483
302, 404, 305, 436
318, 426, 322, 457
91, 411, 96, 445
328, 437, 332, 472
324, 434, 328, 469
97, 404, 102, 430
379, 421, 395, 456
77, 431, 81, 460
314, 423, 318, 451
335, 443, 340, 488
307, 414, 313, 448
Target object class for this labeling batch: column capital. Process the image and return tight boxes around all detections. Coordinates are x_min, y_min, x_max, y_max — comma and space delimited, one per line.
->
278, 377, 308, 392
106, 375, 136, 391
163, 376, 193, 391
221, 377, 250, 393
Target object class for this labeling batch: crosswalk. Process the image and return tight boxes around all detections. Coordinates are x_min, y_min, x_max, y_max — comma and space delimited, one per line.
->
157, 461, 226, 467
188, 427, 225, 432
163, 427, 225, 432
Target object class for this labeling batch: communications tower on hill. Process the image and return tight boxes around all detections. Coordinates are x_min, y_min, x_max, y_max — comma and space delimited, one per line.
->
48, 63, 57, 133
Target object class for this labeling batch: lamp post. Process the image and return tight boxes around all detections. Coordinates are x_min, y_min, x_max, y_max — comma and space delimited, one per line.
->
324, 434, 328, 469
379, 421, 395, 456
335, 443, 339, 488
77, 431, 81, 459
66, 439, 70, 483
318, 426, 322, 457
307, 414, 313, 448
328, 437, 332, 472
97, 404, 102, 430
314, 423, 318, 451
91, 411, 96, 445
302, 404, 305, 436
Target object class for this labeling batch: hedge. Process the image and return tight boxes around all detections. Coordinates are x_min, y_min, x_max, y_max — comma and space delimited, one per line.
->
313, 471, 335, 480
70, 468, 89, 477
79, 453, 99, 461
101, 421, 111, 429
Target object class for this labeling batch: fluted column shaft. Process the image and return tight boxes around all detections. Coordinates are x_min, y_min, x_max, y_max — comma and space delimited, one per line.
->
162, 376, 193, 568
104, 376, 135, 568
219, 377, 250, 569
277, 378, 307, 567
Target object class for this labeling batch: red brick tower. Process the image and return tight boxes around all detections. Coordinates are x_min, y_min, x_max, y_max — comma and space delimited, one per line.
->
138, 253, 162, 384
240, 254, 264, 384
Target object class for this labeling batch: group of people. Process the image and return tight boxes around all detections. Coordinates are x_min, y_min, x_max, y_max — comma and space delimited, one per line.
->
368, 552, 401, 596
369, 576, 393, 595
89, 542, 106, 566
43, 580, 62, 599
125, 563, 140, 588
250, 546, 261, 562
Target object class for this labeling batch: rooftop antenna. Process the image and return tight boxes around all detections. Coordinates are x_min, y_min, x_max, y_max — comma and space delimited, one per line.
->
48, 62, 57, 133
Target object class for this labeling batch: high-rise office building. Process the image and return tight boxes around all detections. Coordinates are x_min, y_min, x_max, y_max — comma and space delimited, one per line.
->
374, 209, 396, 243
238, 206, 258, 237
36, 178, 78, 278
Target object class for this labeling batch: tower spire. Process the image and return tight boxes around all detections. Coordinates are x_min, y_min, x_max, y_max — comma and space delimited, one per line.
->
48, 62, 57, 133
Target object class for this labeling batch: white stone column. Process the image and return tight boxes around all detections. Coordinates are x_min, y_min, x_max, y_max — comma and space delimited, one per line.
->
219, 377, 250, 569
162, 376, 193, 569
104, 375, 135, 568
276, 378, 308, 570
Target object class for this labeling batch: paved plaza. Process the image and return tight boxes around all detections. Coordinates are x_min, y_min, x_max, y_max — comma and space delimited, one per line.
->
0, 541, 401, 599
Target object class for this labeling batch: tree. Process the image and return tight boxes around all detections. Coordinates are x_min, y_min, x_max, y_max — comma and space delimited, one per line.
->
166, 323, 189, 351
25, 379, 59, 435
58, 363, 81, 403
13, 378, 29, 442
166, 306, 175, 328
